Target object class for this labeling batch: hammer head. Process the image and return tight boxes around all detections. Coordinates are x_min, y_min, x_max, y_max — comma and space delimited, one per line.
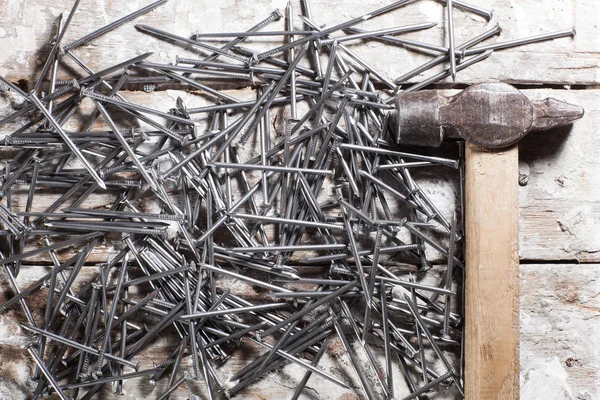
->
390, 82, 584, 149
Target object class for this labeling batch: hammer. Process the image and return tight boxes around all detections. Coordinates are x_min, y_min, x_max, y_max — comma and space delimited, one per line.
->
389, 82, 584, 399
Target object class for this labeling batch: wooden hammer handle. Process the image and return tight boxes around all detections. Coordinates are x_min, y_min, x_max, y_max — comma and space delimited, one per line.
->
465, 143, 520, 399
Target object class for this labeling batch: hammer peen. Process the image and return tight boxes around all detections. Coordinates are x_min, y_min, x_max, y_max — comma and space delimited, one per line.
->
389, 82, 584, 400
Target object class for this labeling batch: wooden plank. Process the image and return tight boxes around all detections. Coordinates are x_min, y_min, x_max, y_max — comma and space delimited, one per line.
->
1, 88, 599, 263
0, 87, 454, 265
0, 265, 292, 399
3, 263, 596, 398
0, 265, 460, 399
519, 89, 600, 262
0, 1, 596, 398
520, 263, 600, 400
0, 0, 597, 85
464, 144, 519, 399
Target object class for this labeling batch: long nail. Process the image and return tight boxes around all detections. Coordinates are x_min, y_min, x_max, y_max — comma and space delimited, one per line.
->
135, 24, 250, 64
253, 0, 418, 62
393, 24, 501, 85
157, 372, 188, 400
82, 88, 193, 126
22, 325, 140, 370
202, 9, 283, 62
28, 95, 106, 189
26, 345, 71, 400
344, 27, 447, 53
380, 283, 394, 398
442, 213, 458, 339
447, 0, 457, 81
463, 28, 576, 56
64, 0, 168, 51
30, 0, 82, 95
320, 23, 437, 46
247, 335, 350, 389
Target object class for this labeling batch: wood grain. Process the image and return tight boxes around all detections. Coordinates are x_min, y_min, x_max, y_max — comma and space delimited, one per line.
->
0, 0, 597, 85
464, 143, 520, 399
3, 88, 598, 263
0, 0, 598, 395
519, 89, 600, 263
520, 263, 600, 400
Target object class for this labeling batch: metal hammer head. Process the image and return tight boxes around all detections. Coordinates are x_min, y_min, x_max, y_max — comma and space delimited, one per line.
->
389, 82, 584, 149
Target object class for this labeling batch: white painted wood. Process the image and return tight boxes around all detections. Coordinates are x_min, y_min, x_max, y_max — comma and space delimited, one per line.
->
519, 89, 600, 262
0, 265, 461, 399
0, 0, 597, 85
0, 87, 456, 264
520, 263, 600, 400
3, 262, 598, 399
2, 88, 598, 262
0, 1, 599, 398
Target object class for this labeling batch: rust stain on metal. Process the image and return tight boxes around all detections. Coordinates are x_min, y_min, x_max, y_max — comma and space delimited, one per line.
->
391, 82, 584, 148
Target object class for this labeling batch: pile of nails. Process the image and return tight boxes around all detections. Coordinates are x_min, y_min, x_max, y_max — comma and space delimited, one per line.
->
0, 0, 573, 398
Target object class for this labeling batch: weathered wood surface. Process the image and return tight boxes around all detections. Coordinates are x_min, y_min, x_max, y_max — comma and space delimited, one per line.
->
0, 265, 461, 400
0, 86, 460, 266
2, 263, 597, 399
464, 144, 519, 399
0, 0, 598, 86
520, 263, 600, 400
519, 89, 600, 262
0, 87, 597, 397
1, 88, 598, 263
0, 0, 599, 398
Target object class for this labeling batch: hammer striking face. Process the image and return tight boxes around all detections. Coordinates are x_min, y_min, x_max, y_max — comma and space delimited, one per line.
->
390, 82, 584, 149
